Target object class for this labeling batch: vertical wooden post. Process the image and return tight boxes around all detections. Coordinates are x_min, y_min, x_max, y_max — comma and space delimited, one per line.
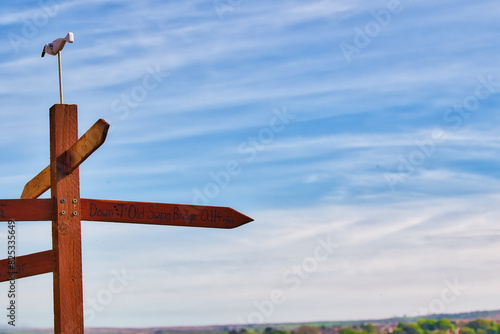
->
50, 104, 84, 334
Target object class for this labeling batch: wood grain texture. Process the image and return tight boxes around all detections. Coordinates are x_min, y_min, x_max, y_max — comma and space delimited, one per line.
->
20, 165, 50, 200
67, 118, 109, 175
50, 104, 84, 334
0, 198, 53, 221
81, 198, 253, 229
0, 250, 55, 283
21, 118, 109, 200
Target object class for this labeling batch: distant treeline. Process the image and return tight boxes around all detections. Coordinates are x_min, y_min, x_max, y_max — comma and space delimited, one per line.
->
217, 319, 499, 334
155, 318, 500, 334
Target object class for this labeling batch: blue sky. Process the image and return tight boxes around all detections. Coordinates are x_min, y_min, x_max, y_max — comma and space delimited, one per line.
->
1, 0, 500, 329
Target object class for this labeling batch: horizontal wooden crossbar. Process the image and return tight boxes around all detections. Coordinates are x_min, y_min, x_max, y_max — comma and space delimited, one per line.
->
0, 198, 53, 221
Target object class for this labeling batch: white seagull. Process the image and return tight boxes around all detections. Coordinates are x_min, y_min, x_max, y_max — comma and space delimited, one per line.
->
41, 32, 74, 57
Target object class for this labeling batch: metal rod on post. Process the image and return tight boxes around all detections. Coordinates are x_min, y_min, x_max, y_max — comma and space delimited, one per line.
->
41, 33, 73, 104
58, 51, 63, 104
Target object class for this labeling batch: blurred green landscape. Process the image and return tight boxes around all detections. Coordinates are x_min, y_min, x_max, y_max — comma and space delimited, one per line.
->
1, 309, 499, 334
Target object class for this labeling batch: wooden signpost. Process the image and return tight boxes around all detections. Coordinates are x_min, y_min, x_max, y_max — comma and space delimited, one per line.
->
0, 104, 253, 333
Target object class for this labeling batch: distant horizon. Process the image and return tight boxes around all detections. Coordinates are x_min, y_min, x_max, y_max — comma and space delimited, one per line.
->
2, 307, 500, 332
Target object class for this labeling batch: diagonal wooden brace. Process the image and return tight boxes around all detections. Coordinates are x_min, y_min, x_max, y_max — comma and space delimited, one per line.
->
21, 119, 109, 199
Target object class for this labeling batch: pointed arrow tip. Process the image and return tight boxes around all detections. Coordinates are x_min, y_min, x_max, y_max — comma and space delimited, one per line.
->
236, 213, 253, 227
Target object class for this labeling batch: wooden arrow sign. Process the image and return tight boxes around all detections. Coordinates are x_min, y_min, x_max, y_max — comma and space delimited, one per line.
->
81, 198, 253, 228
21, 119, 109, 200
0, 250, 55, 282
0, 198, 53, 221
0, 198, 253, 228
